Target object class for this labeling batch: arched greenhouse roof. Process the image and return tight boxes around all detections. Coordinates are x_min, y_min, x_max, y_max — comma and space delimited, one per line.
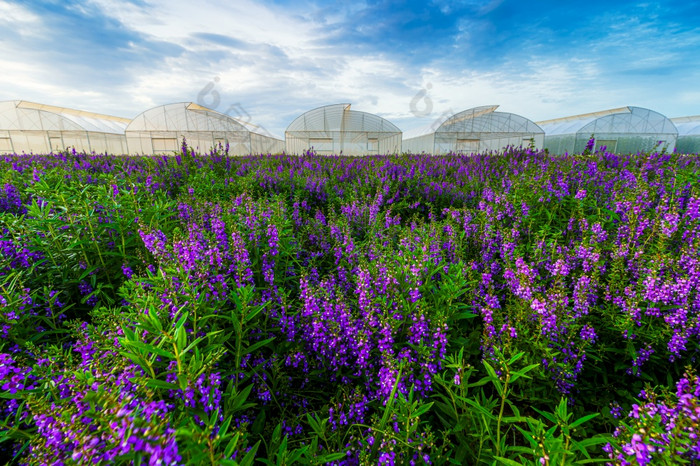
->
285, 104, 401, 135
537, 106, 677, 136
125, 102, 271, 135
0, 100, 130, 134
438, 106, 543, 135
402, 105, 542, 139
671, 116, 700, 136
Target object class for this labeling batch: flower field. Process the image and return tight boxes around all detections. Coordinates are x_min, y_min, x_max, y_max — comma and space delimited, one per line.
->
1, 141, 699, 465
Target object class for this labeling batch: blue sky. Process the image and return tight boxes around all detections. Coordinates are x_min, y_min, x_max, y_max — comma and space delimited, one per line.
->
1, 0, 699, 137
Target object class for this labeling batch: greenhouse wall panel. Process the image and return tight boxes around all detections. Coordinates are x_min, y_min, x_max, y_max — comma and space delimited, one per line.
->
285, 104, 402, 155
670, 116, 700, 154
675, 137, 700, 154
402, 106, 544, 155
402, 134, 434, 154
0, 100, 129, 154
125, 102, 283, 156
540, 107, 678, 155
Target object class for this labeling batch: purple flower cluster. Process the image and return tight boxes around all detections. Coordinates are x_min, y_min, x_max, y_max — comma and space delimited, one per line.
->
605, 371, 700, 465
1, 352, 36, 424
0, 183, 26, 215
24, 328, 182, 465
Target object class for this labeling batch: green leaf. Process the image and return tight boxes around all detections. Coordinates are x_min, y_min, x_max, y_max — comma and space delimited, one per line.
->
118, 352, 150, 373
223, 431, 240, 459
574, 435, 614, 450
244, 337, 275, 356
494, 456, 525, 465
569, 413, 599, 429
147, 307, 163, 332
122, 340, 175, 359
306, 413, 323, 437
463, 399, 498, 421
144, 379, 179, 390
181, 336, 204, 355
453, 310, 477, 320
501, 416, 528, 424
121, 325, 136, 341
285, 444, 309, 464
251, 409, 266, 435
410, 401, 434, 419
175, 325, 186, 353
514, 426, 539, 448
237, 440, 260, 466
218, 415, 232, 440
508, 352, 525, 365
174, 311, 189, 329
316, 452, 346, 462
371, 366, 403, 459
532, 407, 557, 424
510, 364, 539, 383
243, 303, 267, 324
482, 362, 504, 395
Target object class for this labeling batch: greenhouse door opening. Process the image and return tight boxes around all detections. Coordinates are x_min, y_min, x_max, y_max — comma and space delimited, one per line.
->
0, 138, 12, 152
596, 140, 617, 153
367, 138, 378, 152
456, 139, 479, 154
50, 137, 63, 151
309, 138, 333, 153
152, 138, 178, 153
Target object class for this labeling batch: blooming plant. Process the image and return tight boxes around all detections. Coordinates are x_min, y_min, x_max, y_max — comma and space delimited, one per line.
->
605, 369, 700, 465
0, 140, 698, 464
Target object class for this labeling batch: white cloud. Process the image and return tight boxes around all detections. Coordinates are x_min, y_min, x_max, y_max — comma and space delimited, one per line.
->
86, 0, 322, 50
0, 0, 42, 26
429, 0, 503, 15
0, 0, 44, 38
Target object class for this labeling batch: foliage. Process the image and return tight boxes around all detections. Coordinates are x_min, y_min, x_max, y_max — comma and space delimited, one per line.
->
1, 141, 699, 464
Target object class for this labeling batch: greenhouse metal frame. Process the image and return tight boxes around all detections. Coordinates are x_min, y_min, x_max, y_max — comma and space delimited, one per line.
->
0, 100, 129, 154
538, 106, 678, 155
402, 105, 544, 154
671, 116, 700, 154
285, 104, 402, 155
125, 102, 284, 155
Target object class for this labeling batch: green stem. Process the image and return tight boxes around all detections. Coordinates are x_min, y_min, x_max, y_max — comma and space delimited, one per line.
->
561, 435, 570, 466
234, 301, 244, 391
496, 372, 511, 457
83, 200, 113, 289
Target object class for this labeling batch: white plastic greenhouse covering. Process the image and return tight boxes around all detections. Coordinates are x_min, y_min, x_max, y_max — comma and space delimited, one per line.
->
402, 105, 544, 154
0, 100, 129, 154
538, 106, 678, 155
285, 104, 402, 155
125, 102, 284, 155
670, 116, 700, 154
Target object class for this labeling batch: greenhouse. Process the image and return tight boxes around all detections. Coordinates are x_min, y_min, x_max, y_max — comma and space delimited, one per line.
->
125, 102, 284, 155
538, 106, 678, 155
285, 104, 402, 155
402, 105, 544, 154
0, 100, 129, 154
671, 116, 700, 154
